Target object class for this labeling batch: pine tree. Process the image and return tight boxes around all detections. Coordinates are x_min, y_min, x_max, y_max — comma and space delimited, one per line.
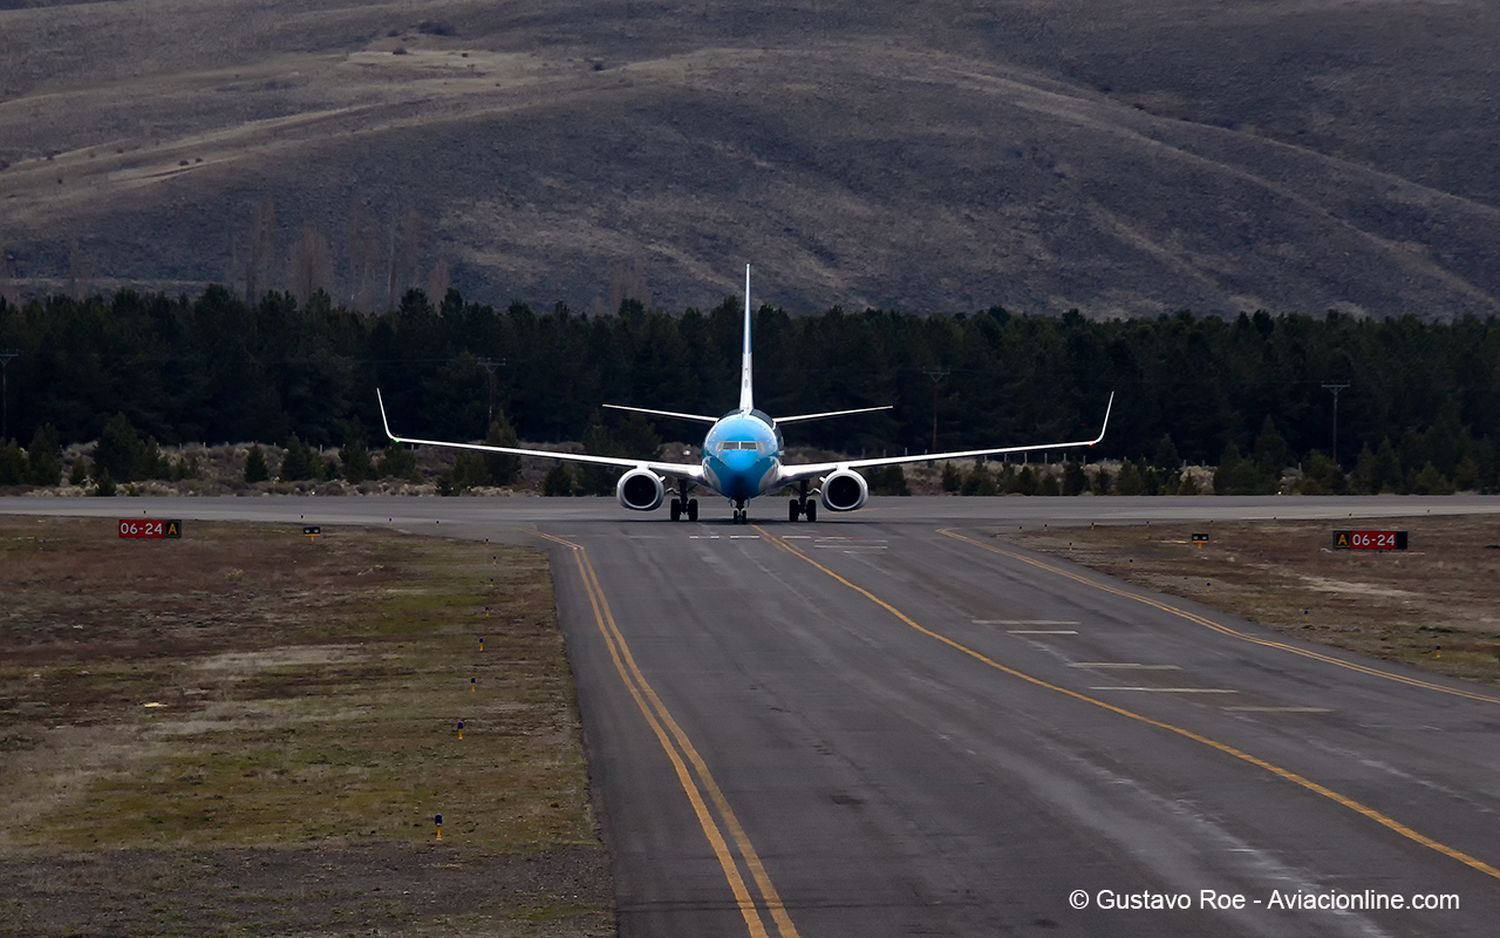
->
1039, 472, 1061, 496
484, 415, 522, 486
377, 445, 420, 482
243, 444, 271, 483
1151, 434, 1181, 472
1115, 459, 1145, 495
339, 427, 373, 483
940, 462, 962, 493
1062, 461, 1087, 496
961, 460, 998, 496
0, 440, 26, 485
68, 458, 87, 486
542, 464, 575, 496
25, 424, 62, 486
96, 414, 143, 481
453, 451, 489, 489
1016, 465, 1038, 496
94, 468, 116, 496
1410, 462, 1453, 495
279, 435, 317, 481
871, 465, 910, 496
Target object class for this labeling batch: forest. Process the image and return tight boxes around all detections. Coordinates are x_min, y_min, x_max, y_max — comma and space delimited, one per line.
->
2, 286, 1499, 495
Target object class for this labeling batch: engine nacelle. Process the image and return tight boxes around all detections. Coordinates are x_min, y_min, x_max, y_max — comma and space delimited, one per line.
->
616, 468, 666, 511
818, 468, 869, 512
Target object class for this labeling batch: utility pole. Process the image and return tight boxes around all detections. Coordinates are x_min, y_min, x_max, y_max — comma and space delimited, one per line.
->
0, 349, 17, 443
479, 358, 504, 430
923, 367, 949, 453
1322, 382, 1350, 466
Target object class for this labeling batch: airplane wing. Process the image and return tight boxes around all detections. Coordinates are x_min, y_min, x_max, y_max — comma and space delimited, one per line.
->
776, 405, 894, 425
602, 403, 719, 424
377, 390, 706, 482
776, 393, 1113, 484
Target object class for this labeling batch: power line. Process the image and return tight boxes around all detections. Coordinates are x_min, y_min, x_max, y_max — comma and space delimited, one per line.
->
923, 367, 949, 453
1322, 382, 1350, 466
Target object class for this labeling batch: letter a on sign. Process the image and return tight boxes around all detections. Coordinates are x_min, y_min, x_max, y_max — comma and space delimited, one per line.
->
1335, 532, 1349, 548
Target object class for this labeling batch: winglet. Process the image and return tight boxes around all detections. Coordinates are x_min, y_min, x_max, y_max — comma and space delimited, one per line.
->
376, 388, 399, 443
1090, 391, 1115, 445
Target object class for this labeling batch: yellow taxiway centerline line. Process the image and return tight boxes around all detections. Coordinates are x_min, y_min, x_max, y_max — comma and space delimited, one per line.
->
937, 528, 1500, 707
536, 531, 800, 938
754, 525, 1500, 883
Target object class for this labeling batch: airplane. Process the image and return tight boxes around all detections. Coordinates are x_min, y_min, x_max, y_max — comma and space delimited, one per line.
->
377, 265, 1113, 524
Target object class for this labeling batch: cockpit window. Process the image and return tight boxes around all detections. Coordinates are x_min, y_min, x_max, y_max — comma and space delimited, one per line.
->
719, 440, 759, 452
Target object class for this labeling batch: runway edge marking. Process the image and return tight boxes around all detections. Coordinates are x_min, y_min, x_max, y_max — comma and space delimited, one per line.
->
536, 531, 800, 938
938, 528, 1500, 708
753, 525, 1500, 884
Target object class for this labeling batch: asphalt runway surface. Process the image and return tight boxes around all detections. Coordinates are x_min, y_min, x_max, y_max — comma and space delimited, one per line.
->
6, 495, 1500, 936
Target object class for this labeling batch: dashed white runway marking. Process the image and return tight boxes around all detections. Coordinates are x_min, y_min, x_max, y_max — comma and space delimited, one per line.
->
1090, 686, 1238, 694
972, 619, 1080, 626
1007, 629, 1079, 635
728, 535, 761, 540
1070, 663, 1182, 670
1223, 706, 1333, 713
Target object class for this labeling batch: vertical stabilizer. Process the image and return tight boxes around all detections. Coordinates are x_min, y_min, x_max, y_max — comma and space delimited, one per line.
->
739, 264, 754, 412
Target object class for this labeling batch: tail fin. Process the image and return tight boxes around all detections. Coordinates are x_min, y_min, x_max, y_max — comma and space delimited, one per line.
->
738, 264, 754, 412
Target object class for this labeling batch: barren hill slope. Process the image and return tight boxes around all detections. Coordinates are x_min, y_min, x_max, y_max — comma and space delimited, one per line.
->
2, 0, 1499, 315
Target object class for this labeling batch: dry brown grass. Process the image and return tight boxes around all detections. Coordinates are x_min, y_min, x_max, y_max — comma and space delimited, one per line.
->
1017, 516, 1500, 685
0, 517, 610, 936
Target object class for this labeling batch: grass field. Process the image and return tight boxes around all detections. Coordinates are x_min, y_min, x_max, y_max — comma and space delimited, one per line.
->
0, 517, 610, 936
1016, 515, 1500, 686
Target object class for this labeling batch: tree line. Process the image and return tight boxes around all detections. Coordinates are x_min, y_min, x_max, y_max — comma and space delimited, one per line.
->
2, 286, 1499, 494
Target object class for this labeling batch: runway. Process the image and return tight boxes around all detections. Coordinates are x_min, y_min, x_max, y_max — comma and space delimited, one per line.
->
6, 496, 1500, 935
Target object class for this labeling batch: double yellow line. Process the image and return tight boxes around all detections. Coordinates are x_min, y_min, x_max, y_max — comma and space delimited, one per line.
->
536, 531, 800, 938
937, 528, 1500, 707
755, 525, 1500, 883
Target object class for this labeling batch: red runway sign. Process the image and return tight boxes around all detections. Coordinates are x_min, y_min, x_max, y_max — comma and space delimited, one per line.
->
118, 519, 182, 539
1331, 530, 1407, 551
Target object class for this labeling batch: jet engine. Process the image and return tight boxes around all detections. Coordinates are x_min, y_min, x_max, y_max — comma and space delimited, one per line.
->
616, 468, 666, 511
818, 468, 869, 512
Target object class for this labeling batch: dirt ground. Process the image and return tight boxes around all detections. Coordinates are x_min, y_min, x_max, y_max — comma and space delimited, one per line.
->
0, 517, 611, 937
1015, 515, 1500, 686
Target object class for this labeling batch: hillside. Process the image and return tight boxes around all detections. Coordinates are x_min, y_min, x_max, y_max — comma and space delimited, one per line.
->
3, 0, 1500, 316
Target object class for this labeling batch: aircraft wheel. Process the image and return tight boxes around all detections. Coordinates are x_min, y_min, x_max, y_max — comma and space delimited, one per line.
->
687, 499, 699, 522
805, 501, 817, 523
670, 500, 682, 521
788, 500, 801, 522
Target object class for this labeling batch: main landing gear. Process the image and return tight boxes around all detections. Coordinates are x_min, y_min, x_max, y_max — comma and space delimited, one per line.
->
788, 480, 817, 523
668, 482, 698, 522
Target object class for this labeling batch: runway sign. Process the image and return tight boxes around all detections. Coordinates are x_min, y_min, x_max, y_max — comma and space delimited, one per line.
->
118, 519, 182, 539
1191, 533, 1210, 547
1331, 530, 1407, 551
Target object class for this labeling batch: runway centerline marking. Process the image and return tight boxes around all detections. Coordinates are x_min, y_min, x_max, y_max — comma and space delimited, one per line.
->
754, 525, 1500, 884
938, 528, 1500, 708
1069, 662, 1181, 670
973, 618, 1079, 625
537, 531, 799, 938
1008, 629, 1080, 635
